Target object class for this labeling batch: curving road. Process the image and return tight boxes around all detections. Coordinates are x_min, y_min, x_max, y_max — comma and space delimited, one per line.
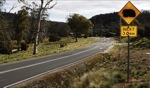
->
0, 38, 114, 88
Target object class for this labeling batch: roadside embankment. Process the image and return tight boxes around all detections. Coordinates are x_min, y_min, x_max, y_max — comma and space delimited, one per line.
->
10, 38, 150, 88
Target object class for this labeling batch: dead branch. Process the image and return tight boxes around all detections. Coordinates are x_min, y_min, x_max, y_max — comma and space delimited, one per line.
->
8, 4, 17, 13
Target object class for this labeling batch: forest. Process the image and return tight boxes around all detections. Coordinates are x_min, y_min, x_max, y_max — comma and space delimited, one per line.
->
90, 10, 150, 37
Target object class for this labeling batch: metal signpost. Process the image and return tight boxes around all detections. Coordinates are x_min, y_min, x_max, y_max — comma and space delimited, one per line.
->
118, 1, 140, 83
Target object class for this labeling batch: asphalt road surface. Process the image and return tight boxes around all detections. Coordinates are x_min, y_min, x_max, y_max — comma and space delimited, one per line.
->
0, 38, 114, 88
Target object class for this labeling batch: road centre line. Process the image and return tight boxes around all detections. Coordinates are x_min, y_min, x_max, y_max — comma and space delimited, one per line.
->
3, 47, 103, 88
0, 46, 99, 75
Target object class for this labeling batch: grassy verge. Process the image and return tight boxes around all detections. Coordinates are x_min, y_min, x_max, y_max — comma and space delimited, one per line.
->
17, 44, 150, 88
115, 37, 150, 49
114, 37, 128, 43
131, 37, 150, 49
0, 37, 97, 64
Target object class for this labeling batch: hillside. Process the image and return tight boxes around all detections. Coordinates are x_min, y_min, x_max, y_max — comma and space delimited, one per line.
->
0, 12, 15, 20
90, 10, 150, 36
1, 10, 150, 38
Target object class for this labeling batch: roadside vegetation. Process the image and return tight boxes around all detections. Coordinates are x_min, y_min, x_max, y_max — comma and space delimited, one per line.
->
131, 37, 150, 49
0, 0, 94, 64
0, 37, 97, 64
16, 37, 150, 88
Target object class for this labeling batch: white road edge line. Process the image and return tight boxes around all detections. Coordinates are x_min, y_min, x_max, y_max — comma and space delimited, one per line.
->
4, 44, 114, 88
3, 46, 104, 88
0, 46, 99, 75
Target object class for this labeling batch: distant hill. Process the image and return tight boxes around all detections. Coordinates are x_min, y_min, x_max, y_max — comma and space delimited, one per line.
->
1, 12, 16, 20
49, 21, 70, 37
90, 10, 150, 36
90, 12, 119, 27
1, 10, 150, 38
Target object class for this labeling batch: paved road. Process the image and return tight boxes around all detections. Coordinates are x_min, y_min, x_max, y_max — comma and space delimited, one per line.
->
0, 38, 114, 88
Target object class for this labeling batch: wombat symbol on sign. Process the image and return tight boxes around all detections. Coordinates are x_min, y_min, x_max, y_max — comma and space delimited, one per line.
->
123, 9, 136, 17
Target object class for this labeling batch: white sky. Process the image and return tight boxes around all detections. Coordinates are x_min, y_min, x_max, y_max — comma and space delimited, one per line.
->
3, 0, 150, 22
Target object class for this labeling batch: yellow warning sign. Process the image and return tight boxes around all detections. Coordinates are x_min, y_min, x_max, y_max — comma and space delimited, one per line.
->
118, 1, 140, 24
121, 26, 137, 37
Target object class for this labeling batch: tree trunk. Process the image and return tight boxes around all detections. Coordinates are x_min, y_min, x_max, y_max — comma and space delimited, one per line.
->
33, 13, 42, 54
17, 41, 20, 51
32, 0, 56, 54
75, 32, 78, 42
33, 33, 39, 54
33, 1, 43, 55
17, 36, 21, 51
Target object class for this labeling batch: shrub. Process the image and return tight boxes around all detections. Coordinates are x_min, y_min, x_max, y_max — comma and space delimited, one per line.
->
62, 80, 70, 87
138, 28, 144, 37
0, 30, 13, 54
100, 83, 111, 88
137, 83, 150, 88
83, 35, 88, 38
49, 34, 61, 42
81, 76, 90, 88
21, 42, 29, 51
136, 70, 147, 76
113, 72, 126, 83
144, 25, 150, 38
60, 42, 67, 48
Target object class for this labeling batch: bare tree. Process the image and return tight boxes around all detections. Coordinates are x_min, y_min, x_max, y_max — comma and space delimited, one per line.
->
8, 3, 17, 13
0, 0, 5, 12
19, 0, 57, 54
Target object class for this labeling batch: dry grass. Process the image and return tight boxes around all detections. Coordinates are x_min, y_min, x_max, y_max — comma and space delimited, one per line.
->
70, 45, 150, 88
0, 37, 97, 64
13, 40, 150, 88
14, 52, 104, 88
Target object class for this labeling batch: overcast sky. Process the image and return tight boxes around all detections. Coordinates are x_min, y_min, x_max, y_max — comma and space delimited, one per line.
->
3, 0, 150, 22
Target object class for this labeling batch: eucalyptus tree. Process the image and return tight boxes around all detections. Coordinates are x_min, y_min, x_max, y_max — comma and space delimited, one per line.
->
0, 30, 13, 54
13, 8, 29, 50
28, 2, 50, 43
67, 14, 93, 42
19, 0, 57, 54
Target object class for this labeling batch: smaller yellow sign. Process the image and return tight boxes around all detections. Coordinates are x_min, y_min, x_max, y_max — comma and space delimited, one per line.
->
121, 26, 137, 37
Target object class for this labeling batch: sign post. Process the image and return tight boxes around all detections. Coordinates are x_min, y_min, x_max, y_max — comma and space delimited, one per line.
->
118, 1, 140, 83
127, 34, 130, 83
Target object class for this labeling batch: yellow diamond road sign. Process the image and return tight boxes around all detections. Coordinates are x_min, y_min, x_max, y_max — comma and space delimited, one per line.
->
121, 26, 137, 37
118, 1, 140, 24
